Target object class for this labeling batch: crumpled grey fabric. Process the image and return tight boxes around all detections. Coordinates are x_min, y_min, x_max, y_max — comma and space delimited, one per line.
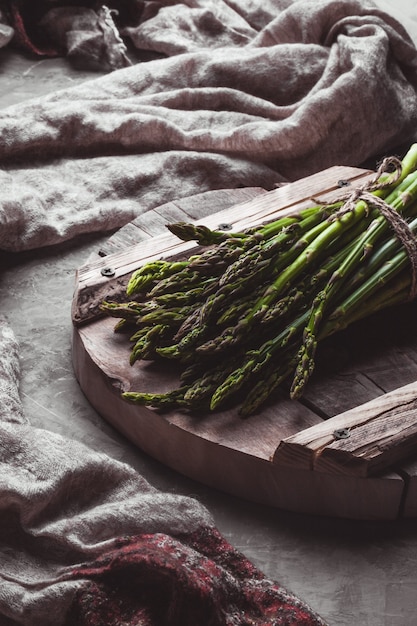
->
0, 0, 416, 252
39, 5, 132, 71
0, 317, 214, 626
125, 0, 417, 52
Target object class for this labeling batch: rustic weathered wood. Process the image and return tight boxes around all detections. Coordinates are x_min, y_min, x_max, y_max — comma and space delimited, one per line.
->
72, 320, 404, 520
71, 165, 417, 519
273, 380, 417, 477
75, 316, 322, 455
300, 301, 417, 418
97, 188, 266, 257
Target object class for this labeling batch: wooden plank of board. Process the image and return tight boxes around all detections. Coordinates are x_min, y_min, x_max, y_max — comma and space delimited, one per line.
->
72, 318, 405, 520
72, 165, 372, 326
273, 380, 417, 477
97, 188, 267, 257
299, 301, 417, 419
157, 187, 270, 221
76, 316, 323, 460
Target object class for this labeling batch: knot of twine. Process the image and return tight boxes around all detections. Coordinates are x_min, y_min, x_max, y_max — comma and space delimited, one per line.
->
313, 156, 417, 300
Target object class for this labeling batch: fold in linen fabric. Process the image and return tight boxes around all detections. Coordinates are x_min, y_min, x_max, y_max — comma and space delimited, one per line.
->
374, 0, 417, 47
0, 317, 327, 625
0, 0, 417, 252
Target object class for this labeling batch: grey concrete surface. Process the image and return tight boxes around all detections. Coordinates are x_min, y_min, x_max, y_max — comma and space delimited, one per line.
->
1, 44, 417, 626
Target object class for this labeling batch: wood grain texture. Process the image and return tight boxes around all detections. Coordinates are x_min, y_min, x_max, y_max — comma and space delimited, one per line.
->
97, 188, 267, 257
274, 380, 417, 477
72, 322, 404, 520
76, 316, 322, 459
299, 300, 417, 418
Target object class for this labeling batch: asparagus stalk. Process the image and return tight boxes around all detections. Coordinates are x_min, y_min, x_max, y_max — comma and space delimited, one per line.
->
107, 143, 417, 416
291, 170, 417, 398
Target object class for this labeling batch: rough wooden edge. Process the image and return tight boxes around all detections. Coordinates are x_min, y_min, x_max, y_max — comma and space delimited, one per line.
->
273, 380, 417, 477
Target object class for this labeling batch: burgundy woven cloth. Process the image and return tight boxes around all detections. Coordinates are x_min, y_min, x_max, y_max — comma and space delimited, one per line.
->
65, 528, 324, 626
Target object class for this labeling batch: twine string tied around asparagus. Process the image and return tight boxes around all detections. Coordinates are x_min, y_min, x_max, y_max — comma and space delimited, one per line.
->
313, 156, 417, 300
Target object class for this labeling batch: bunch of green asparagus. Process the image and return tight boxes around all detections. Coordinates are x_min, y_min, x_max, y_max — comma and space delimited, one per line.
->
102, 143, 417, 416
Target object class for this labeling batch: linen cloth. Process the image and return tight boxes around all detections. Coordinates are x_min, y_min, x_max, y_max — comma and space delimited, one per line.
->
0, 0, 416, 251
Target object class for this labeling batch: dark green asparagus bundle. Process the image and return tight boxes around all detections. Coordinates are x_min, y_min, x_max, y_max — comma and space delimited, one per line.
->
102, 143, 417, 416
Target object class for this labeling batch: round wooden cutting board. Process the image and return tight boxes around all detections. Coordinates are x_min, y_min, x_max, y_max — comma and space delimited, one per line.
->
72, 167, 417, 520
